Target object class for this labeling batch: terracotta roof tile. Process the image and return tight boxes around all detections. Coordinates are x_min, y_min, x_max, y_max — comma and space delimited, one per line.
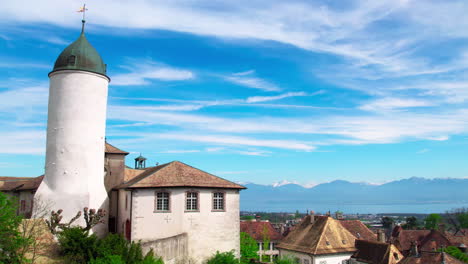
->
352, 240, 403, 264
399, 251, 464, 264
277, 215, 357, 255
339, 220, 377, 241
116, 161, 246, 189
105, 142, 129, 155
419, 230, 452, 251
390, 228, 431, 252
0, 175, 44, 191
240, 221, 284, 241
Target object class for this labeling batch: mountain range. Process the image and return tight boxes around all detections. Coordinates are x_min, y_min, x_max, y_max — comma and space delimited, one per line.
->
239, 177, 468, 213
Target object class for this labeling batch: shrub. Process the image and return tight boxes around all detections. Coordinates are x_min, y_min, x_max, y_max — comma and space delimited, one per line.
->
206, 251, 239, 264
0, 192, 29, 264
90, 255, 125, 264
275, 256, 299, 264
240, 232, 259, 263
57, 227, 98, 263
442, 246, 468, 263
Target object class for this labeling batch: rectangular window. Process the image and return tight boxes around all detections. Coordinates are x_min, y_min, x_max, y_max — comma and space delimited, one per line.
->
186, 192, 198, 211
20, 200, 26, 211
212, 192, 225, 211
155, 192, 170, 211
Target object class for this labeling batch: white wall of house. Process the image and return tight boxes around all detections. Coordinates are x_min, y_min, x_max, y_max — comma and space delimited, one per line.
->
313, 253, 353, 264
279, 249, 352, 264
130, 187, 240, 264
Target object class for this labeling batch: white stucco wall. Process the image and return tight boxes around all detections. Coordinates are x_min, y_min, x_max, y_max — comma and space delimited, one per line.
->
279, 249, 352, 264
130, 188, 240, 264
35, 70, 109, 235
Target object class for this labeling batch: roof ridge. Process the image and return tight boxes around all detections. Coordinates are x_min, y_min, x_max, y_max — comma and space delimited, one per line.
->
118, 162, 172, 188
172, 160, 246, 188
312, 216, 330, 255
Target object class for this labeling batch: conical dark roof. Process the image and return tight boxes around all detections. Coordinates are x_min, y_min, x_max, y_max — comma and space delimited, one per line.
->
50, 30, 108, 78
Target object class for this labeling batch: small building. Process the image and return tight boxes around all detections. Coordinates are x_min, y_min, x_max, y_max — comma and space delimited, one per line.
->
277, 214, 358, 264
241, 218, 284, 262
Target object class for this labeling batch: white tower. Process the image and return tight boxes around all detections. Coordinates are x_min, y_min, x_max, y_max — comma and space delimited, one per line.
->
35, 20, 110, 234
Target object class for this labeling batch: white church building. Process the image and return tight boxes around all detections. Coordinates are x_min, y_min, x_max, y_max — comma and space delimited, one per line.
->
0, 20, 245, 264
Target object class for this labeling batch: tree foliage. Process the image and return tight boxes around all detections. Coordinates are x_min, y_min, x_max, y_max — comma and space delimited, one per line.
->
441, 246, 468, 263
0, 192, 28, 264
240, 232, 259, 264
424, 213, 442, 230
275, 256, 299, 264
381, 216, 394, 229
402, 216, 419, 229
205, 251, 239, 264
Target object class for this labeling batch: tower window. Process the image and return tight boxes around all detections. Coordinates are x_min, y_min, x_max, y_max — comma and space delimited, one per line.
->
67, 55, 76, 65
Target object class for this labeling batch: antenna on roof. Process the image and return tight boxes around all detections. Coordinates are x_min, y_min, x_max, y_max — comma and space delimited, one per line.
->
77, 4, 88, 34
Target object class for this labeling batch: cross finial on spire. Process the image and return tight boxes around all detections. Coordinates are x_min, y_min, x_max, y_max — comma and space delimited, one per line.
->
77, 4, 88, 33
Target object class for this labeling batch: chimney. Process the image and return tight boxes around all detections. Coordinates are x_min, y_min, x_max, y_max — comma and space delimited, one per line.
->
310, 211, 315, 224
377, 229, 386, 243
256, 215, 261, 222
410, 241, 419, 257
458, 243, 467, 253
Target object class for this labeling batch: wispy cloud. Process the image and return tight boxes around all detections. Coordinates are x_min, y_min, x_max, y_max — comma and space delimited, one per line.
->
225, 70, 280, 92
359, 97, 434, 112
417, 148, 430, 154
112, 60, 194, 86
159, 149, 201, 154
246, 92, 308, 103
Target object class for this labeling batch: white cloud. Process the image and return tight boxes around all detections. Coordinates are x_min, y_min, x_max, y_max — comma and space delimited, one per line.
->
359, 97, 434, 111
159, 149, 200, 154
246, 92, 308, 103
225, 71, 280, 92
417, 148, 430, 154
156, 133, 315, 151
0, 130, 45, 154
112, 60, 194, 86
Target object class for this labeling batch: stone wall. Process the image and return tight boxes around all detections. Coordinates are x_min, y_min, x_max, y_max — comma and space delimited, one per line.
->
140, 233, 188, 264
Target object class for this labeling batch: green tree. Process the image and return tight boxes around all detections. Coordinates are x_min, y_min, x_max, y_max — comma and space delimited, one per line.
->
240, 232, 259, 264
275, 256, 299, 264
381, 216, 394, 229
403, 216, 419, 229
0, 192, 28, 264
206, 251, 239, 264
441, 246, 468, 263
425, 213, 442, 230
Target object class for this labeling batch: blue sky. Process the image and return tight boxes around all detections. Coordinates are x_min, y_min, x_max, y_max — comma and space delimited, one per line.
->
1, 0, 468, 186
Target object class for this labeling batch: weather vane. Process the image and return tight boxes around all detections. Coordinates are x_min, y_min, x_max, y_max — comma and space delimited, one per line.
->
77, 4, 88, 33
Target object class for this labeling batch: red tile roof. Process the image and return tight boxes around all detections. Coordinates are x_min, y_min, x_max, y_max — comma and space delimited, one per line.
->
339, 220, 377, 241
241, 221, 283, 241
399, 251, 464, 264
352, 240, 403, 264
277, 216, 357, 255
105, 142, 129, 155
419, 230, 452, 252
0, 175, 44, 191
390, 227, 431, 252
116, 161, 246, 189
